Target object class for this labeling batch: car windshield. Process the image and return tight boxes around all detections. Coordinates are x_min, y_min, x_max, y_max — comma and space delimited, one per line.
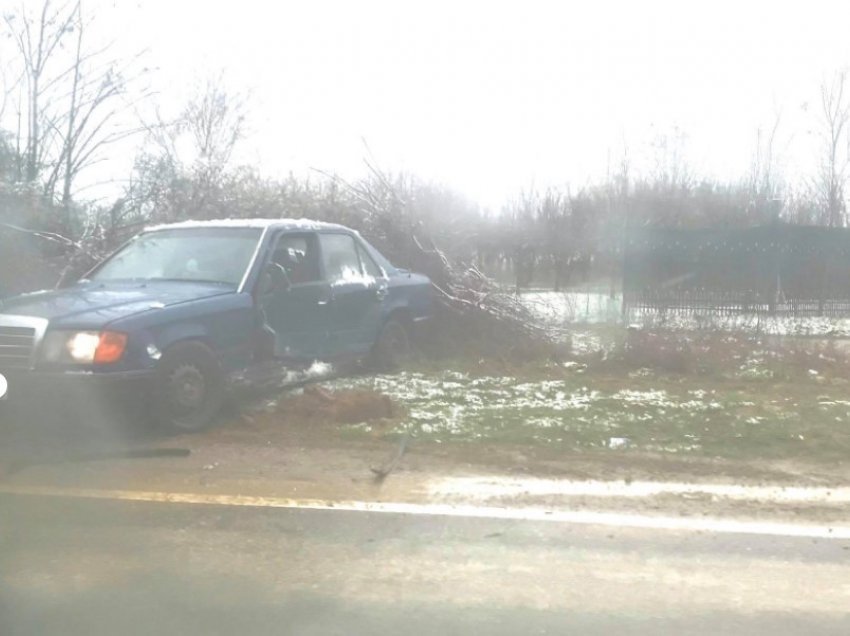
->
91, 227, 262, 286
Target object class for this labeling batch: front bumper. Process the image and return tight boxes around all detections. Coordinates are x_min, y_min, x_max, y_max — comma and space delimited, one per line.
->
0, 368, 154, 422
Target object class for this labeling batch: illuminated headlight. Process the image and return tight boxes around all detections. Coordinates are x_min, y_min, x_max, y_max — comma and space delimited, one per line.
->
68, 332, 101, 361
42, 330, 128, 364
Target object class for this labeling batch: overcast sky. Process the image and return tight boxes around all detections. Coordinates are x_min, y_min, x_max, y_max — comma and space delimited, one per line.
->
25, 0, 850, 208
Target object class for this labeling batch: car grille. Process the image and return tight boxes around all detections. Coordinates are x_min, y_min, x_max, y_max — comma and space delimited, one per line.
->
0, 325, 37, 370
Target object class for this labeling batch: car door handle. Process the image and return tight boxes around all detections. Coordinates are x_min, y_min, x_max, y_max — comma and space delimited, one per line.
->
317, 299, 330, 306
375, 287, 388, 300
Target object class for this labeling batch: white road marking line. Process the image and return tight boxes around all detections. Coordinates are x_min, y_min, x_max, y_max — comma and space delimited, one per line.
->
428, 476, 850, 504
1, 484, 849, 539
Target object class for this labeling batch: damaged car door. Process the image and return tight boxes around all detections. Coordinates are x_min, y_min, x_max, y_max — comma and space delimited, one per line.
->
319, 232, 386, 356
259, 232, 331, 360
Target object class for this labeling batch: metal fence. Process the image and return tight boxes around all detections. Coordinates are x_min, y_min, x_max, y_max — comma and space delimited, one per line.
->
622, 224, 850, 318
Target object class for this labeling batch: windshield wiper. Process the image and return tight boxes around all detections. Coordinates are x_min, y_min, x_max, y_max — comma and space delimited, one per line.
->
147, 277, 235, 286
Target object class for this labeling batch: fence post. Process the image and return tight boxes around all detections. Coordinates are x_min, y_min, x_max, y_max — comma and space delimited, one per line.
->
621, 229, 629, 320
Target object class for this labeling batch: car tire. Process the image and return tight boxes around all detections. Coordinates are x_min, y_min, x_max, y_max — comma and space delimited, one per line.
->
371, 317, 412, 372
152, 341, 225, 433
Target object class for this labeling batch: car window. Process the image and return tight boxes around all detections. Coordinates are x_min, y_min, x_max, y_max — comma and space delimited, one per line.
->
272, 233, 321, 284
357, 242, 384, 278
320, 234, 366, 283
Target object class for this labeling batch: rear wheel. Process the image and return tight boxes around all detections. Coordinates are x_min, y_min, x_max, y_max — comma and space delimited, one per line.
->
152, 341, 225, 433
371, 317, 412, 372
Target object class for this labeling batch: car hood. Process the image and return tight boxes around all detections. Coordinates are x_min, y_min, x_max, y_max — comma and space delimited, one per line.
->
0, 281, 235, 329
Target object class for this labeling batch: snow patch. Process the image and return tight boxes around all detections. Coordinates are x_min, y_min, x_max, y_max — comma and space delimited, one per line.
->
306, 360, 334, 378
145, 217, 346, 233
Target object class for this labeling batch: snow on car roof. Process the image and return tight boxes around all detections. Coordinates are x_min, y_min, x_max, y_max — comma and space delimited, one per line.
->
144, 218, 349, 233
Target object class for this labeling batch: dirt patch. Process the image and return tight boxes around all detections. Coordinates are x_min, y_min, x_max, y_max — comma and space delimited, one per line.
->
273, 386, 403, 424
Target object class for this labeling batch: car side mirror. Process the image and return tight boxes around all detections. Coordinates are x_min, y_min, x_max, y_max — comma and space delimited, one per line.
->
259, 263, 291, 295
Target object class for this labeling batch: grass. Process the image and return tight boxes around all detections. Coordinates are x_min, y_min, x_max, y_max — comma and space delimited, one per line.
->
324, 368, 850, 463
302, 326, 850, 466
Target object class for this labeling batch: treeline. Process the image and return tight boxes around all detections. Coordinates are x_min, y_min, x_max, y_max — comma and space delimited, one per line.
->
0, 147, 826, 295
0, 117, 840, 296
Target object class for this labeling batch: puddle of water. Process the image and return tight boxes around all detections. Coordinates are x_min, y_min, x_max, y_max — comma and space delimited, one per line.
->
428, 476, 850, 504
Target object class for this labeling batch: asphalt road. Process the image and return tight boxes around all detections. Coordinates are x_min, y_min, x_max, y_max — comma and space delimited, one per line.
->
1, 493, 848, 636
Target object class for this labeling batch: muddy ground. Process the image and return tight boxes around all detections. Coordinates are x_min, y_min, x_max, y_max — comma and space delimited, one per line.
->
2, 393, 849, 526
2, 325, 850, 525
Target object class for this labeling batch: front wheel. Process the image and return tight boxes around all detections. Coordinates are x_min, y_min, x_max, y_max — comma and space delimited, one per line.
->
370, 317, 412, 372
152, 341, 225, 433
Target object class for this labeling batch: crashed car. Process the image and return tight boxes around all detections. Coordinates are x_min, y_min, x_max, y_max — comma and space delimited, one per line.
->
0, 219, 432, 431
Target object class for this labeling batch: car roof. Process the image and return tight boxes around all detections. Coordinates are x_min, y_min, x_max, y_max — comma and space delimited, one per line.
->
144, 218, 351, 233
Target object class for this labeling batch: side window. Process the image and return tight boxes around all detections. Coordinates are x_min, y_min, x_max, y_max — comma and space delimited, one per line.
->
356, 242, 384, 279
271, 233, 321, 284
319, 234, 364, 283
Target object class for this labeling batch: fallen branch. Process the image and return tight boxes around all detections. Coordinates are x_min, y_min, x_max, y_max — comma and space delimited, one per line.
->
0, 221, 81, 250
370, 433, 410, 482
317, 160, 561, 347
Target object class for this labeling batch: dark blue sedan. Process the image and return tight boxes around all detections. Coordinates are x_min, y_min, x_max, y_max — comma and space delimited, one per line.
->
0, 219, 432, 431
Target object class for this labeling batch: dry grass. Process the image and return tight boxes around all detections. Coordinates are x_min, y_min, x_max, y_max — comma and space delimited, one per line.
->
276, 385, 402, 424
575, 327, 850, 382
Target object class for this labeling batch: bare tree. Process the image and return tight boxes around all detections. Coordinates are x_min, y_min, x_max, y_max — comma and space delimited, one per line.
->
184, 78, 246, 175
125, 79, 247, 223
2, 0, 75, 184
814, 70, 850, 227
750, 111, 782, 203
3, 0, 148, 225
649, 125, 693, 193
141, 78, 246, 174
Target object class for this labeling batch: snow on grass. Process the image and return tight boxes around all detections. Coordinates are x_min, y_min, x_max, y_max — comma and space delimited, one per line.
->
324, 369, 850, 462
328, 373, 731, 452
